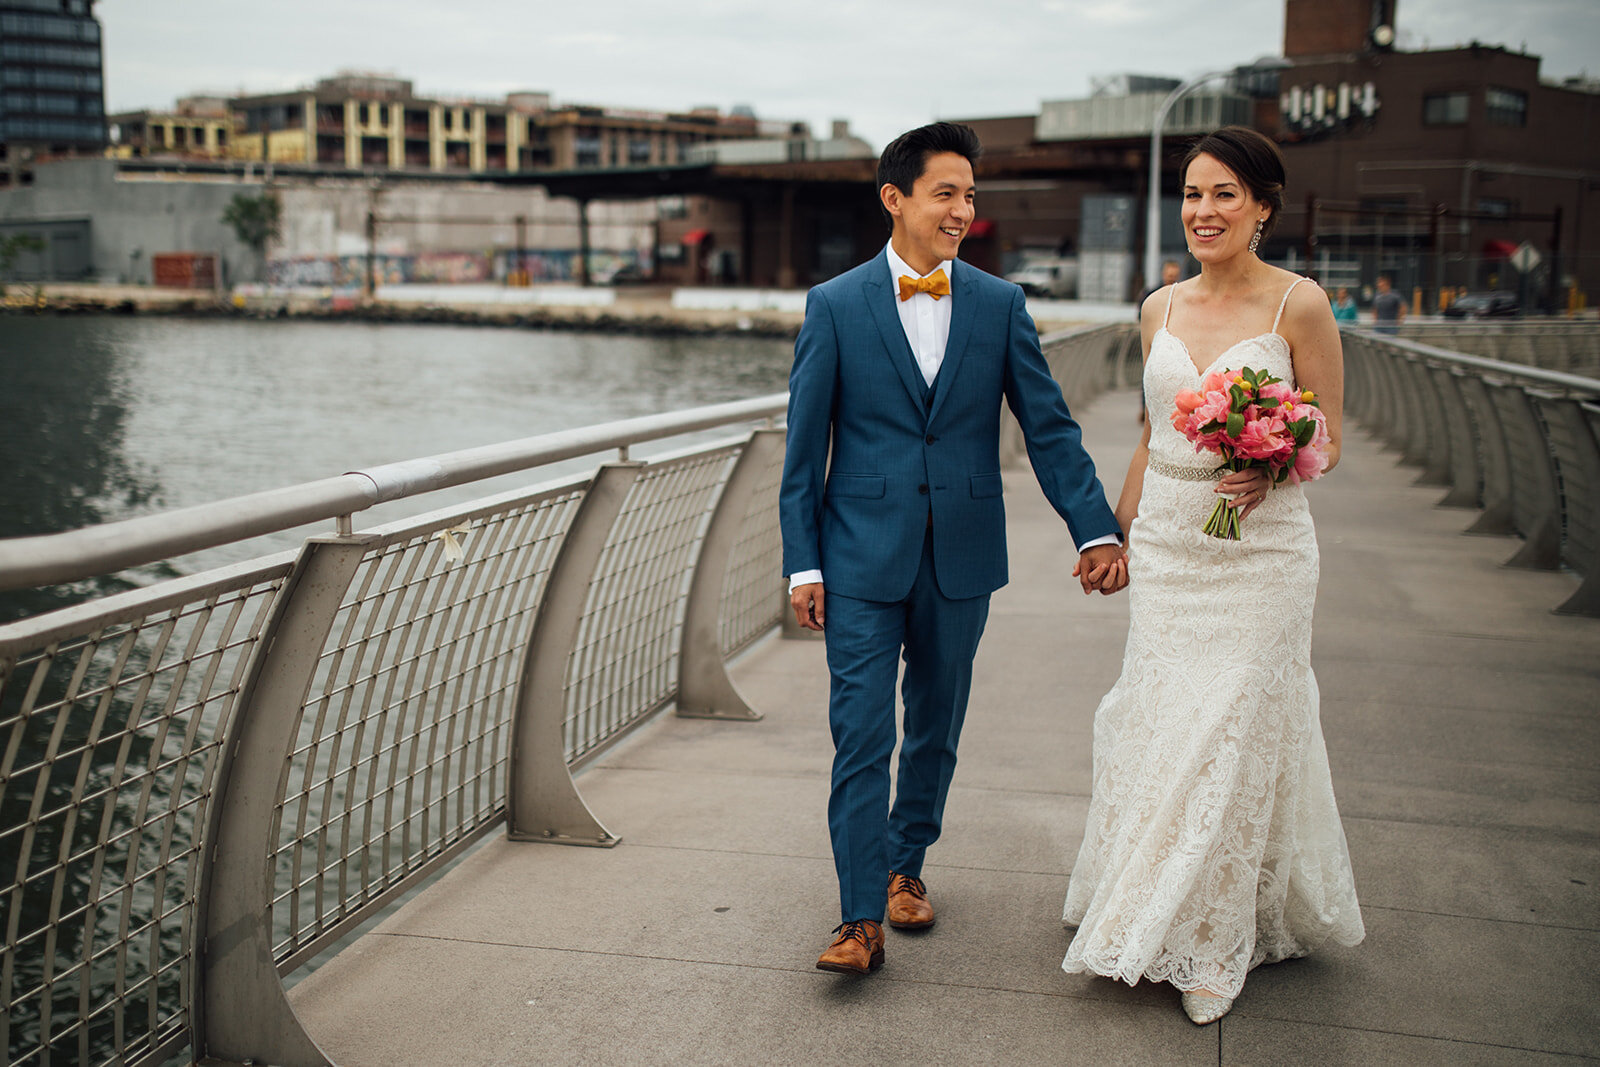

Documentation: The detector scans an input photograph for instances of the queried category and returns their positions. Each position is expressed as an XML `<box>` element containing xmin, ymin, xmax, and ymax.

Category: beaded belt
<box><xmin>1147</xmin><ymin>457</ymin><xmax>1225</xmax><ymax>482</ymax></box>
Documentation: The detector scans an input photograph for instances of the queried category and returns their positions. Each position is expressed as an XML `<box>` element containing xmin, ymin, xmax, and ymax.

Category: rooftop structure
<box><xmin>106</xmin><ymin>72</ymin><xmax>804</xmax><ymax>176</ymax></box>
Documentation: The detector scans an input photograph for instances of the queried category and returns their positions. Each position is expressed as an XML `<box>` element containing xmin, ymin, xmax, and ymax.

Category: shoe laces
<box><xmin>831</xmin><ymin>920</ymin><xmax>877</xmax><ymax>945</ymax></box>
<box><xmin>889</xmin><ymin>873</ymin><xmax>927</xmax><ymax>899</ymax></box>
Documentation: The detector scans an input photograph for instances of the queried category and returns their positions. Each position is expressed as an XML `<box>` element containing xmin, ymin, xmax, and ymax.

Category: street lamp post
<box><xmin>1143</xmin><ymin>57</ymin><xmax>1291</xmax><ymax>294</ymax></box>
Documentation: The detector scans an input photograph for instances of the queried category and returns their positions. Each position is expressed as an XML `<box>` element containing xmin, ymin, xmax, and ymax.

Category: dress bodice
<box><xmin>1145</xmin><ymin>330</ymin><xmax>1299</xmax><ymax>469</ymax></box>
<box><xmin>1144</xmin><ymin>277</ymin><xmax>1308</xmax><ymax>470</ymax></box>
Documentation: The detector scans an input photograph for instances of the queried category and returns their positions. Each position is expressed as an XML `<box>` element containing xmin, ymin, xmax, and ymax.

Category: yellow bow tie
<box><xmin>898</xmin><ymin>269</ymin><xmax>950</xmax><ymax>302</ymax></box>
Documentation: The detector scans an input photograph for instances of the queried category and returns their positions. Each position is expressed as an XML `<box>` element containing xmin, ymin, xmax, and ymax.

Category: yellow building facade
<box><xmin>214</xmin><ymin>73</ymin><xmax>792</xmax><ymax>174</ymax></box>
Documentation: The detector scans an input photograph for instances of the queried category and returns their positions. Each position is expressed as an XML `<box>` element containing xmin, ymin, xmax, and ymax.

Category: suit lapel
<box><xmin>927</xmin><ymin>260</ymin><xmax>977</xmax><ymax>426</ymax></box>
<box><xmin>863</xmin><ymin>252</ymin><xmax>928</xmax><ymax>414</ymax></box>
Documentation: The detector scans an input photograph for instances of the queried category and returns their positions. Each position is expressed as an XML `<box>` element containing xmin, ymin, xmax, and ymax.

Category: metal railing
<box><xmin>1342</xmin><ymin>328</ymin><xmax>1600</xmax><ymax>616</ymax></box>
<box><xmin>0</xmin><ymin>323</ymin><xmax>1126</xmax><ymax>1067</ymax></box>
<box><xmin>1395</xmin><ymin>321</ymin><xmax>1600</xmax><ymax>378</ymax></box>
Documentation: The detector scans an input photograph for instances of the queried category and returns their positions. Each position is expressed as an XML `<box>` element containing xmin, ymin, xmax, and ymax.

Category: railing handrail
<box><xmin>1341</xmin><ymin>326</ymin><xmax>1600</xmax><ymax>394</ymax></box>
<box><xmin>0</xmin><ymin>392</ymin><xmax>788</xmax><ymax>593</ymax></box>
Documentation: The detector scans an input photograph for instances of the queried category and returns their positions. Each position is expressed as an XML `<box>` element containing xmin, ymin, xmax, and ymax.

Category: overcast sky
<box><xmin>99</xmin><ymin>0</ymin><xmax>1597</xmax><ymax>150</ymax></box>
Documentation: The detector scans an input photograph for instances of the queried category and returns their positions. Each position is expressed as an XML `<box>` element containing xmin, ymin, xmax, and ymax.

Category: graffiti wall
<box><xmin>266</xmin><ymin>248</ymin><xmax>649</xmax><ymax>288</ymax></box>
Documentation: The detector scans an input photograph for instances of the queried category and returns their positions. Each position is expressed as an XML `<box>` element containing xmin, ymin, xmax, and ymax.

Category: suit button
<box><xmin>925</xmin><ymin>434</ymin><xmax>936</xmax><ymax>444</ymax></box>
<box><xmin>918</xmin><ymin>484</ymin><xmax>929</xmax><ymax>494</ymax></box>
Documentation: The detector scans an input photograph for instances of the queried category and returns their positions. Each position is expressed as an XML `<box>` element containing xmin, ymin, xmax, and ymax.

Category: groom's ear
<box><xmin>880</xmin><ymin>182</ymin><xmax>904</xmax><ymax>224</ymax></box>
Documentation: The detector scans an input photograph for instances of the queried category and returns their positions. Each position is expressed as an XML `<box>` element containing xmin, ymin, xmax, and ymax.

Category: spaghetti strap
<box><xmin>1272</xmin><ymin>276</ymin><xmax>1308</xmax><ymax>334</ymax></box>
<box><xmin>1162</xmin><ymin>282</ymin><xmax>1176</xmax><ymax>328</ymax></box>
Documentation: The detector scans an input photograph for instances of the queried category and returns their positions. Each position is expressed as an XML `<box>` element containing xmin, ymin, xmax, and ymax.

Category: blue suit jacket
<box><xmin>779</xmin><ymin>251</ymin><xmax>1120</xmax><ymax>602</ymax></box>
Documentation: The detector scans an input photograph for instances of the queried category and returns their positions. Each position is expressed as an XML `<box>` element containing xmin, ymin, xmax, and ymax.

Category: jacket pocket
<box><xmin>970</xmin><ymin>472</ymin><xmax>1003</xmax><ymax>499</ymax></box>
<box><xmin>828</xmin><ymin>474</ymin><xmax>886</xmax><ymax>499</ymax></box>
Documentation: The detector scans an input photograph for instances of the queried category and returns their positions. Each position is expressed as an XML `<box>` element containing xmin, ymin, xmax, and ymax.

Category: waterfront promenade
<box><xmin>285</xmin><ymin>386</ymin><xmax>1599</xmax><ymax>1065</ymax></box>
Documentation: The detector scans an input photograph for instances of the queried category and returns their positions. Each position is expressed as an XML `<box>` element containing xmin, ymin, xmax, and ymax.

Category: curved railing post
<box><xmin>676</xmin><ymin>429</ymin><xmax>784</xmax><ymax>721</ymax></box>
<box><xmin>507</xmin><ymin>463</ymin><xmax>640</xmax><ymax>847</ymax></box>
<box><xmin>1457</xmin><ymin>374</ymin><xmax>1519</xmax><ymax>537</ymax></box>
<box><xmin>197</xmin><ymin>535</ymin><xmax>375</xmax><ymax>1067</ymax></box>
<box><xmin>1491</xmin><ymin>384</ymin><xmax>1563</xmax><ymax>570</ymax></box>
<box><xmin>1431</xmin><ymin>366</ymin><xmax>1483</xmax><ymax>508</ymax></box>
<box><xmin>1532</xmin><ymin>394</ymin><xmax>1600</xmax><ymax>617</ymax></box>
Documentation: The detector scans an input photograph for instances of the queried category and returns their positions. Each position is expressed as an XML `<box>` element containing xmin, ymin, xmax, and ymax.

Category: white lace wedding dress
<box><xmin>1061</xmin><ymin>279</ymin><xmax>1365</xmax><ymax>998</ymax></box>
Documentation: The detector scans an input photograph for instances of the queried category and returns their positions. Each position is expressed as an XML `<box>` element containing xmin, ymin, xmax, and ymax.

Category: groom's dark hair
<box><xmin>876</xmin><ymin>122</ymin><xmax>983</xmax><ymax>231</ymax></box>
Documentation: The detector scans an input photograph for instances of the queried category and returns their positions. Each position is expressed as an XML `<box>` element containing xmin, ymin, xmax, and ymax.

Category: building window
<box><xmin>0</xmin><ymin>40</ymin><xmax>100</xmax><ymax>67</ymax></box>
<box><xmin>1477</xmin><ymin>197</ymin><xmax>1512</xmax><ymax>217</ymax></box>
<box><xmin>1486</xmin><ymin>87</ymin><xmax>1527</xmax><ymax>126</ymax></box>
<box><xmin>0</xmin><ymin>12</ymin><xmax>100</xmax><ymax>41</ymax></box>
<box><xmin>1423</xmin><ymin>92</ymin><xmax>1469</xmax><ymax>125</ymax></box>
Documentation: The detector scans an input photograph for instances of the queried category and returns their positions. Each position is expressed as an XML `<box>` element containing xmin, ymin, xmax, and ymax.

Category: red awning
<box><xmin>967</xmin><ymin>219</ymin><xmax>995</xmax><ymax>238</ymax></box>
<box><xmin>681</xmin><ymin>228</ymin><xmax>710</xmax><ymax>246</ymax></box>
<box><xmin>1482</xmin><ymin>239</ymin><xmax>1518</xmax><ymax>259</ymax></box>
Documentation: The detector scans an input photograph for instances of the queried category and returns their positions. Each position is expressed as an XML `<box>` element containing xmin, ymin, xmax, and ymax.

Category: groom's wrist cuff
<box><xmin>788</xmin><ymin>569</ymin><xmax>824</xmax><ymax>594</ymax></box>
<box><xmin>1078</xmin><ymin>533</ymin><xmax>1122</xmax><ymax>552</ymax></box>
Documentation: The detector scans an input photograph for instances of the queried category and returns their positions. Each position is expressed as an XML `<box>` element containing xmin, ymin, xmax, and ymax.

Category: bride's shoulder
<box><xmin>1277</xmin><ymin>275</ymin><xmax>1338</xmax><ymax>338</ymax></box>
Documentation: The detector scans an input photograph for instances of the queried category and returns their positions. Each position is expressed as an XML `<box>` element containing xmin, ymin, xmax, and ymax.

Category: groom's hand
<box><xmin>791</xmin><ymin>582</ymin><xmax>825</xmax><ymax>631</ymax></box>
<box><xmin>1073</xmin><ymin>544</ymin><xmax>1127</xmax><ymax>596</ymax></box>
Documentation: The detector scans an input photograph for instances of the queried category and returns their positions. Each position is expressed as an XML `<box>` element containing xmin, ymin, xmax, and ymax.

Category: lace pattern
<box><xmin>1061</xmin><ymin>319</ymin><xmax>1365</xmax><ymax>997</ymax></box>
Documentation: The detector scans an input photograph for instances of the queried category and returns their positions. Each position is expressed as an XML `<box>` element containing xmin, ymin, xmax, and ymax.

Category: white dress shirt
<box><xmin>788</xmin><ymin>243</ymin><xmax>1116</xmax><ymax>594</ymax></box>
<box><xmin>886</xmin><ymin>242</ymin><xmax>954</xmax><ymax>387</ymax></box>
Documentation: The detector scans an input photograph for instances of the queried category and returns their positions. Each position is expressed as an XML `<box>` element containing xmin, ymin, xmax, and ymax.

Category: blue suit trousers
<box><xmin>824</xmin><ymin>528</ymin><xmax>991</xmax><ymax>923</ymax></box>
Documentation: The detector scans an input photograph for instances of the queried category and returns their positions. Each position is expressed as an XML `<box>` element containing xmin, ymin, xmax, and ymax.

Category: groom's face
<box><xmin>882</xmin><ymin>151</ymin><xmax>975</xmax><ymax>276</ymax></box>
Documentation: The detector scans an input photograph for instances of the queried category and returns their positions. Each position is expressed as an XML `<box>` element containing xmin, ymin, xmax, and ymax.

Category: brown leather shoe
<box><xmin>815</xmin><ymin>920</ymin><xmax>885</xmax><ymax>974</ymax></box>
<box><xmin>887</xmin><ymin>872</ymin><xmax>935</xmax><ymax>929</ymax></box>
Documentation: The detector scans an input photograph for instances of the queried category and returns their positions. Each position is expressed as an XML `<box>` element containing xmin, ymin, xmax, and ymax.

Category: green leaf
<box><xmin>1226</xmin><ymin>411</ymin><xmax>1245</xmax><ymax>439</ymax></box>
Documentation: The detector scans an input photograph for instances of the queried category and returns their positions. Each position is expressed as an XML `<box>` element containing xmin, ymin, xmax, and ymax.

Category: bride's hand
<box><xmin>1217</xmin><ymin>469</ymin><xmax>1272</xmax><ymax>520</ymax></box>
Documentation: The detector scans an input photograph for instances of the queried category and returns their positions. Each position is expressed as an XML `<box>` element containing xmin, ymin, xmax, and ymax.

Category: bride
<box><xmin>1061</xmin><ymin>126</ymin><xmax>1365</xmax><ymax>1024</ymax></box>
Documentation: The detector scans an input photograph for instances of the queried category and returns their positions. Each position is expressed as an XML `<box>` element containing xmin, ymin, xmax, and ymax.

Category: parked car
<box><xmin>1443</xmin><ymin>291</ymin><xmax>1520</xmax><ymax>318</ymax></box>
<box><xmin>594</xmin><ymin>263</ymin><xmax>650</xmax><ymax>286</ymax></box>
<box><xmin>1004</xmin><ymin>258</ymin><xmax>1077</xmax><ymax>298</ymax></box>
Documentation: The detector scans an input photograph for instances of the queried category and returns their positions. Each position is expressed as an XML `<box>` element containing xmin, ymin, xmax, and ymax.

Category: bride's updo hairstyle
<box><xmin>1180</xmin><ymin>126</ymin><xmax>1287</xmax><ymax>239</ymax></box>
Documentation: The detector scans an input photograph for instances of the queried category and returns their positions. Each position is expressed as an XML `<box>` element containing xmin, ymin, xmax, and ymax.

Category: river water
<box><xmin>0</xmin><ymin>315</ymin><xmax>795</xmax><ymax>618</ymax></box>
<box><xmin>0</xmin><ymin>314</ymin><xmax>796</xmax><ymax>1063</ymax></box>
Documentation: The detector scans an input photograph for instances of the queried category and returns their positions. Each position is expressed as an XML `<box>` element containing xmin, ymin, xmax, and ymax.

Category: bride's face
<box><xmin>1182</xmin><ymin>153</ymin><xmax>1270</xmax><ymax>264</ymax></box>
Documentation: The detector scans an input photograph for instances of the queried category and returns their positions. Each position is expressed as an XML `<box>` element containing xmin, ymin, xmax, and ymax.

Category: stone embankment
<box><xmin>1</xmin><ymin>282</ymin><xmax>810</xmax><ymax>339</ymax></box>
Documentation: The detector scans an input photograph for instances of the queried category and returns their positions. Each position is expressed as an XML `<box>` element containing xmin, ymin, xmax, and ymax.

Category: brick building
<box><xmin>1272</xmin><ymin>0</ymin><xmax>1600</xmax><ymax>306</ymax></box>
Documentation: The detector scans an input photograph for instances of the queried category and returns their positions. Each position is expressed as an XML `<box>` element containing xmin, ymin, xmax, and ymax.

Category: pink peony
<box><xmin>1258</xmin><ymin>379</ymin><xmax>1296</xmax><ymax>406</ymax></box>
<box><xmin>1236</xmin><ymin>415</ymin><xmax>1294</xmax><ymax>463</ymax></box>
<box><xmin>1170</xmin><ymin>388</ymin><xmax>1206</xmax><ymax>433</ymax></box>
<box><xmin>1287</xmin><ymin>441</ymin><xmax>1329</xmax><ymax>483</ymax></box>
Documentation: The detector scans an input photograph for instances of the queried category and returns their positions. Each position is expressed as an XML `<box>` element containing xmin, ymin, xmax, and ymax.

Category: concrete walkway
<box><xmin>290</xmin><ymin>388</ymin><xmax>1600</xmax><ymax>1065</ymax></box>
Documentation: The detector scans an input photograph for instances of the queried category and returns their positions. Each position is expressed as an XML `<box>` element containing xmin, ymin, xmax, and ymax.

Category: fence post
<box><xmin>677</xmin><ymin>429</ymin><xmax>784</xmax><ymax>721</ymax></box>
<box><xmin>196</xmin><ymin>535</ymin><xmax>376</xmax><ymax>1067</ymax></box>
<box><xmin>1490</xmin><ymin>384</ymin><xmax>1563</xmax><ymax>570</ymax></box>
<box><xmin>507</xmin><ymin>463</ymin><xmax>640</xmax><ymax>846</ymax></box>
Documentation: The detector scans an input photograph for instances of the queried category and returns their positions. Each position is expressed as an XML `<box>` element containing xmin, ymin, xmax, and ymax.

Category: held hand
<box><xmin>1074</xmin><ymin>544</ymin><xmax>1126</xmax><ymax>596</ymax></box>
<box><xmin>790</xmin><ymin>582</ymin><xmax>825</xmax><ymax>631</ymax></box>
<box><xmin>1217</xmin><ymin>469</ymin><xmax>1272</xmax><ymax>520</ymax></box>
<box><xmin>1096</xmin><ymin>551</ymin><xmax>1130</xmax><ymax>595</ymax></box>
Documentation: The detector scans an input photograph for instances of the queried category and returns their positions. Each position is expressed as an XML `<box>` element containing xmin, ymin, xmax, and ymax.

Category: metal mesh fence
<box><xmin>0</xmin><ymin>565</ymin><xmax>290</xmax><ymax>1067</ymax></box>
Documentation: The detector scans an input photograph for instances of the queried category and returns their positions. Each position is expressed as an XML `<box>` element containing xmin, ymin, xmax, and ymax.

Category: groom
<box><xmin>779</xmin><ymin>122</ymin><xmax>1126</xmax><ymax>975</ymax></box>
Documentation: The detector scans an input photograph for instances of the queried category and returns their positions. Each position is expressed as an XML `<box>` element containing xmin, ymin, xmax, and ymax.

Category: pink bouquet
<box><xmin>1171</xmin><ymin>366</ymin><xmax>1330</xmax><ymax>539</ymax></box>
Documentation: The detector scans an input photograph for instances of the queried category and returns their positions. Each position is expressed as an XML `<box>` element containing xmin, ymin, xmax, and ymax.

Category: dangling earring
<box><xmin>1248</xmin><ymin>217</ymin><xmax>1264</xmax><ymax>254</ymax></box>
